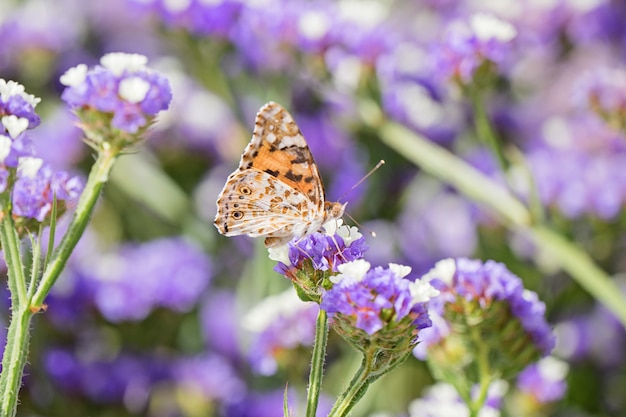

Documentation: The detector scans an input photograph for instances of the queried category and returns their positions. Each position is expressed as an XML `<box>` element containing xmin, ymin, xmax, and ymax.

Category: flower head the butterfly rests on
<box><xmin>214</xmin><ymin>101</ymin><xmax>346</xmax><ymax>248</ymax></box>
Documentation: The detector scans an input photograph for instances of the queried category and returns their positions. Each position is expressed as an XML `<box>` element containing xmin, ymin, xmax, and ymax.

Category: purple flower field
<box><xmin>2</xmin><ymin>0</ymin><xmax>626</xmax><ymax>416</ymax></box>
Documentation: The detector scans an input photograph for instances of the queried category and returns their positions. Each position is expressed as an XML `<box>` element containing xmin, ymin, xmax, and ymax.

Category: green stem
<box><xmin>305</xmin><ymin>309</ymin><xmax>329</xmax><ymax>417</ymax></box>
<box><xmin>528</xmin><ymin>226</ymin><xmax>626</xmax><ymax>325</ymax></box>
<box><xmin>377</xmin><ymin>120</ymin><xmax>626</xmax><ymax>327</ymax></box>
<box><xmin>0</xmin><ymin>216</ymin><xmax>32</xmax><ymax>417</ymax></box>
<box><xmin>30</xmin><ymin>148</ymin><xmax>118</xmax><ymax>308</ymax></box>
<box><xmin>468</xmin><ymin>86</ymin><xmax>508</xmax><ymax>172</ymax></box>
<box><xmin>0</xmin><ymin>216</ymin><xmax>27</xmax><ymax>308</ymax></box>
<box><xmin>328</xmin><ymin>353</ymin><xmax>373</xmax><ymax>417</ymax></box>
<box><xmin>0</xmin><ymin>307</ymin><xmax>32</xmax><ymax>417</ymax></box>
<box><xmin>378</xmin><ymin>121</ymin><xmax>529</xmax><ymax>227</ymax></box>
<box><xmin>467</xmin><ymin>323</ymin><xmax>492</xmax><ymax>417</ymax></box>
<box><xmin>43</xmin><ymin>195</ymin><xmax>58</xmax><ymax>271</ymax></box>
<box><xmin>0</xmin><ymin>210</ymin><xmax>31</xmax><ymax>417</ymax></box>
<box><xmin>26</xmin><ymin>233</ymin><xmax>41</xmax><ymax>300</ymax></box>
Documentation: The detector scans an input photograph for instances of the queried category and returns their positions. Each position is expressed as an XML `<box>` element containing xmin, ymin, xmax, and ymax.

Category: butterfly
<box><xmin>214</xmin><ymin>101</ymin><xmax>346</xmax><ymax>248</ymax></box>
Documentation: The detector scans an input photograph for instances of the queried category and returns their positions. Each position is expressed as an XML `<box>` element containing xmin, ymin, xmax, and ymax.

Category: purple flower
<box><xmin>242</xmin><ymin>290</ymin><xmax>318</xmax><ymax>375</ymax></box>
<box><xmin>60</xmin><ymin>53</ymin><xmax>172</xmax><ymax>134</ymax></box>
<box><xmin>525</xmin><ymin>129</ymin><xmax>626</xmax><ymax>220</ymax></box>
<box><xmin>321</xmin><ymin>260</ymin><xmax>436</xmax><ymax>339</ymax></box>
<box><xmin>44</xmin><ymin>348</ymin><xmax>171</xmax><ymax>405</ymax></box>
<box><xmin>416</xmin><ymin>258</ymin><xmax>555</xmax><ymax>361</ymax></box>
<box><xmin>90</xmin><ymin>237</ymin><xmax>212</xmax><ymax>322</ymax></box>
<box><xmin>133</xmin><ymin>0</ymin><xmax>396</xmax><ymax>73</ymax></box>
<box><xmin>11</xmin><ymin>157</ymin><xmax>83</xmax><ymax>222</ymax></box>
<box><xmin>516</xmin><ymin>357</ymin><xmax>568</xmax><ymax>404</ymax></box>
<box><xmin>129</xmin><ymin>0</ymin><xmax>243</xmax><ymax>38</ymax></box>
<box><xmin>375</xmin><ymin>36</ymin><xmax>462</xmax><ymax>144</ymax></box>
<box><xmin>3</xmin><ymin>133</ymin><xmax>35</xmax><ymax>168</ymax></box>
<box><xmin>562</xmin><ymin>0</ymin><xmax>626</xmax><ymax>45</ymax></box>
<box><xmin>172</xmin><ymin>354</ymin><xmax>245</xmax><ymax>403</ymax></box>
<box><xmin>271</xmin><ymin>221</ymin><xmax>368</xmax><ymax>277</ymax></box>
<box><xmin>379</xmin><ymin>78</ymin><xmax>459</xmax><ymax>144</ymax></box>
<box><xmin>0</xmin><ymin>79</ymin><xmax>41</xmax><ymax>137</ymax></box>
<box><xmin>0</xmin><ymin>0</ymin><xmax>83</xmax><ymax>73</ymax></box>
<box><xmin>430</xmin><ymin>13</ymin><xmax>517</xmax><ymax>84</ymax></box>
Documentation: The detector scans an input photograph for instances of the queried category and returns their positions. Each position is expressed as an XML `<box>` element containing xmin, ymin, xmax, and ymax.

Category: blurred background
<box><xmin>1</xmin><ymin>0</ymin><xmax>626</xmax><ymax>416</ymax></box>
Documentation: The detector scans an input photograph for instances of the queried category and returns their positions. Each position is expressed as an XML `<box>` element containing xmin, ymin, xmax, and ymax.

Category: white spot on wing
<box><xmin>278</xmin><ymin>134</ymin><xmax>306</xmax><ymax>148</ymax></box>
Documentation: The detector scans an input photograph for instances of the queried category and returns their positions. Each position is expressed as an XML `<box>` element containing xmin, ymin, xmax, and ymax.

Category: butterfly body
<box><xmin>214</xmin><ymin>102</ymin><xmax>345</xmax><ymax>248</ymax></box>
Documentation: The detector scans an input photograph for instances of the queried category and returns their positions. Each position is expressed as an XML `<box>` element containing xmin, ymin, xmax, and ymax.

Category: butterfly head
<box><xmin>324</xmin><ymin>201</ymin><xmax>347</xmax><ymax>222</ymax></box>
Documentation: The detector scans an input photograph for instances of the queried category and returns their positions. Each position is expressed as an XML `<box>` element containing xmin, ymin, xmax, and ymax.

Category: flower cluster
<box><xmin>527</xmin><ymin>144</ymin><xmax>626</xmax><ymax>219</ymax></box>
<box><xmin>270</xmin><ymin>221</ymin><xmax>368</xmax><ymax>301</ymax></box>
<box><xmin>130</xmin><ymin>0</ymin><xmax>394</xmax><ymax>67</ymax></box>
<box><xmin>128</xmin><ymin>0</ymin><xmax>243</xmax><ymax>39</ymax></box>
<box><xmin>12</xmin><ymin>159</ymin><xmax>83</xmax><ymax>222</ymax></box>
<box><xmin>321</xmin><ymin>260</ymin><xmax>437</xmax><ymax>351</ymax></box>
<box><xmin>49</xmin><ymin>237</ymin><xmax>212</xmax><ymax>323</ymax></box>
<box><xmin>60</xmin><ymin>52</ymin><xmax>172</xmax><ymax>148</ymax></box>
<box><xmin>44</xmin><ymin>348</ymin><xmax>171</xmax><ymax>404</ymax></box>
<box><xmin>45</xmin><ymin>348</ymin><xmax>243</xmax><ymax>410</ymax></box>
<box><xmin>430</xmin><ymin>13</ymin><xmax>517</xmax><ymax>86</ymax></box>
<box><xmin>0</xmin><ymin>79</ymin><xmax>82</xmax><ymax>226</ymax></box>
<box><xmin>518</xmin><ymin>113</ymin><xmax>626</xmax><ymax>220</ymax></box>
<box><xmin>416</xmin><ymin>258</ymin><xmax>555</xmax><ymax>380</ymax></box>
<box><xmin>0</xmin><ymin>79</ymin><xmax>40</xmax><ymax>171</ymax></box>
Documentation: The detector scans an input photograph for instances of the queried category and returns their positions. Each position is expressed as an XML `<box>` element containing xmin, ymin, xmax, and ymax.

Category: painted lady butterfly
<box><xmin>214</xmin><ymin>101</ymin><xmax>345</xmax><ymax>248</ymax></box>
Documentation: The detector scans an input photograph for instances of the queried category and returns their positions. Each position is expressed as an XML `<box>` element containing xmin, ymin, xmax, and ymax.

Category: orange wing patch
<box><xmin>239</xmin><ymin>102</ymin><xmax>323</xmax><ymax>208</ymax></box>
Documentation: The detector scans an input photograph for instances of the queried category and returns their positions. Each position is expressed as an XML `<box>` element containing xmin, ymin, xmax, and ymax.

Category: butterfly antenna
<box><xmin>337</xmin><ymin>159</ymin><xmax>385</xmax><ymax>202</ymax></box>
<box><xmin>344</xmin><ymin>212</ymin><xmax>377</xmax><ymax>238</ymax></box>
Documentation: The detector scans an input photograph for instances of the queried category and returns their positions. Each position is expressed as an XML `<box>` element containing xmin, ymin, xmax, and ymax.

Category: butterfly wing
<box><xmin>238</xmin><ymin>101</ymin><xmax>325</xmax><ymax>212</ymax></box>
<box><xmin>214</xmin><ymin>169</ymin><xmax>317</xmax><ymax>239</ymax></box>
